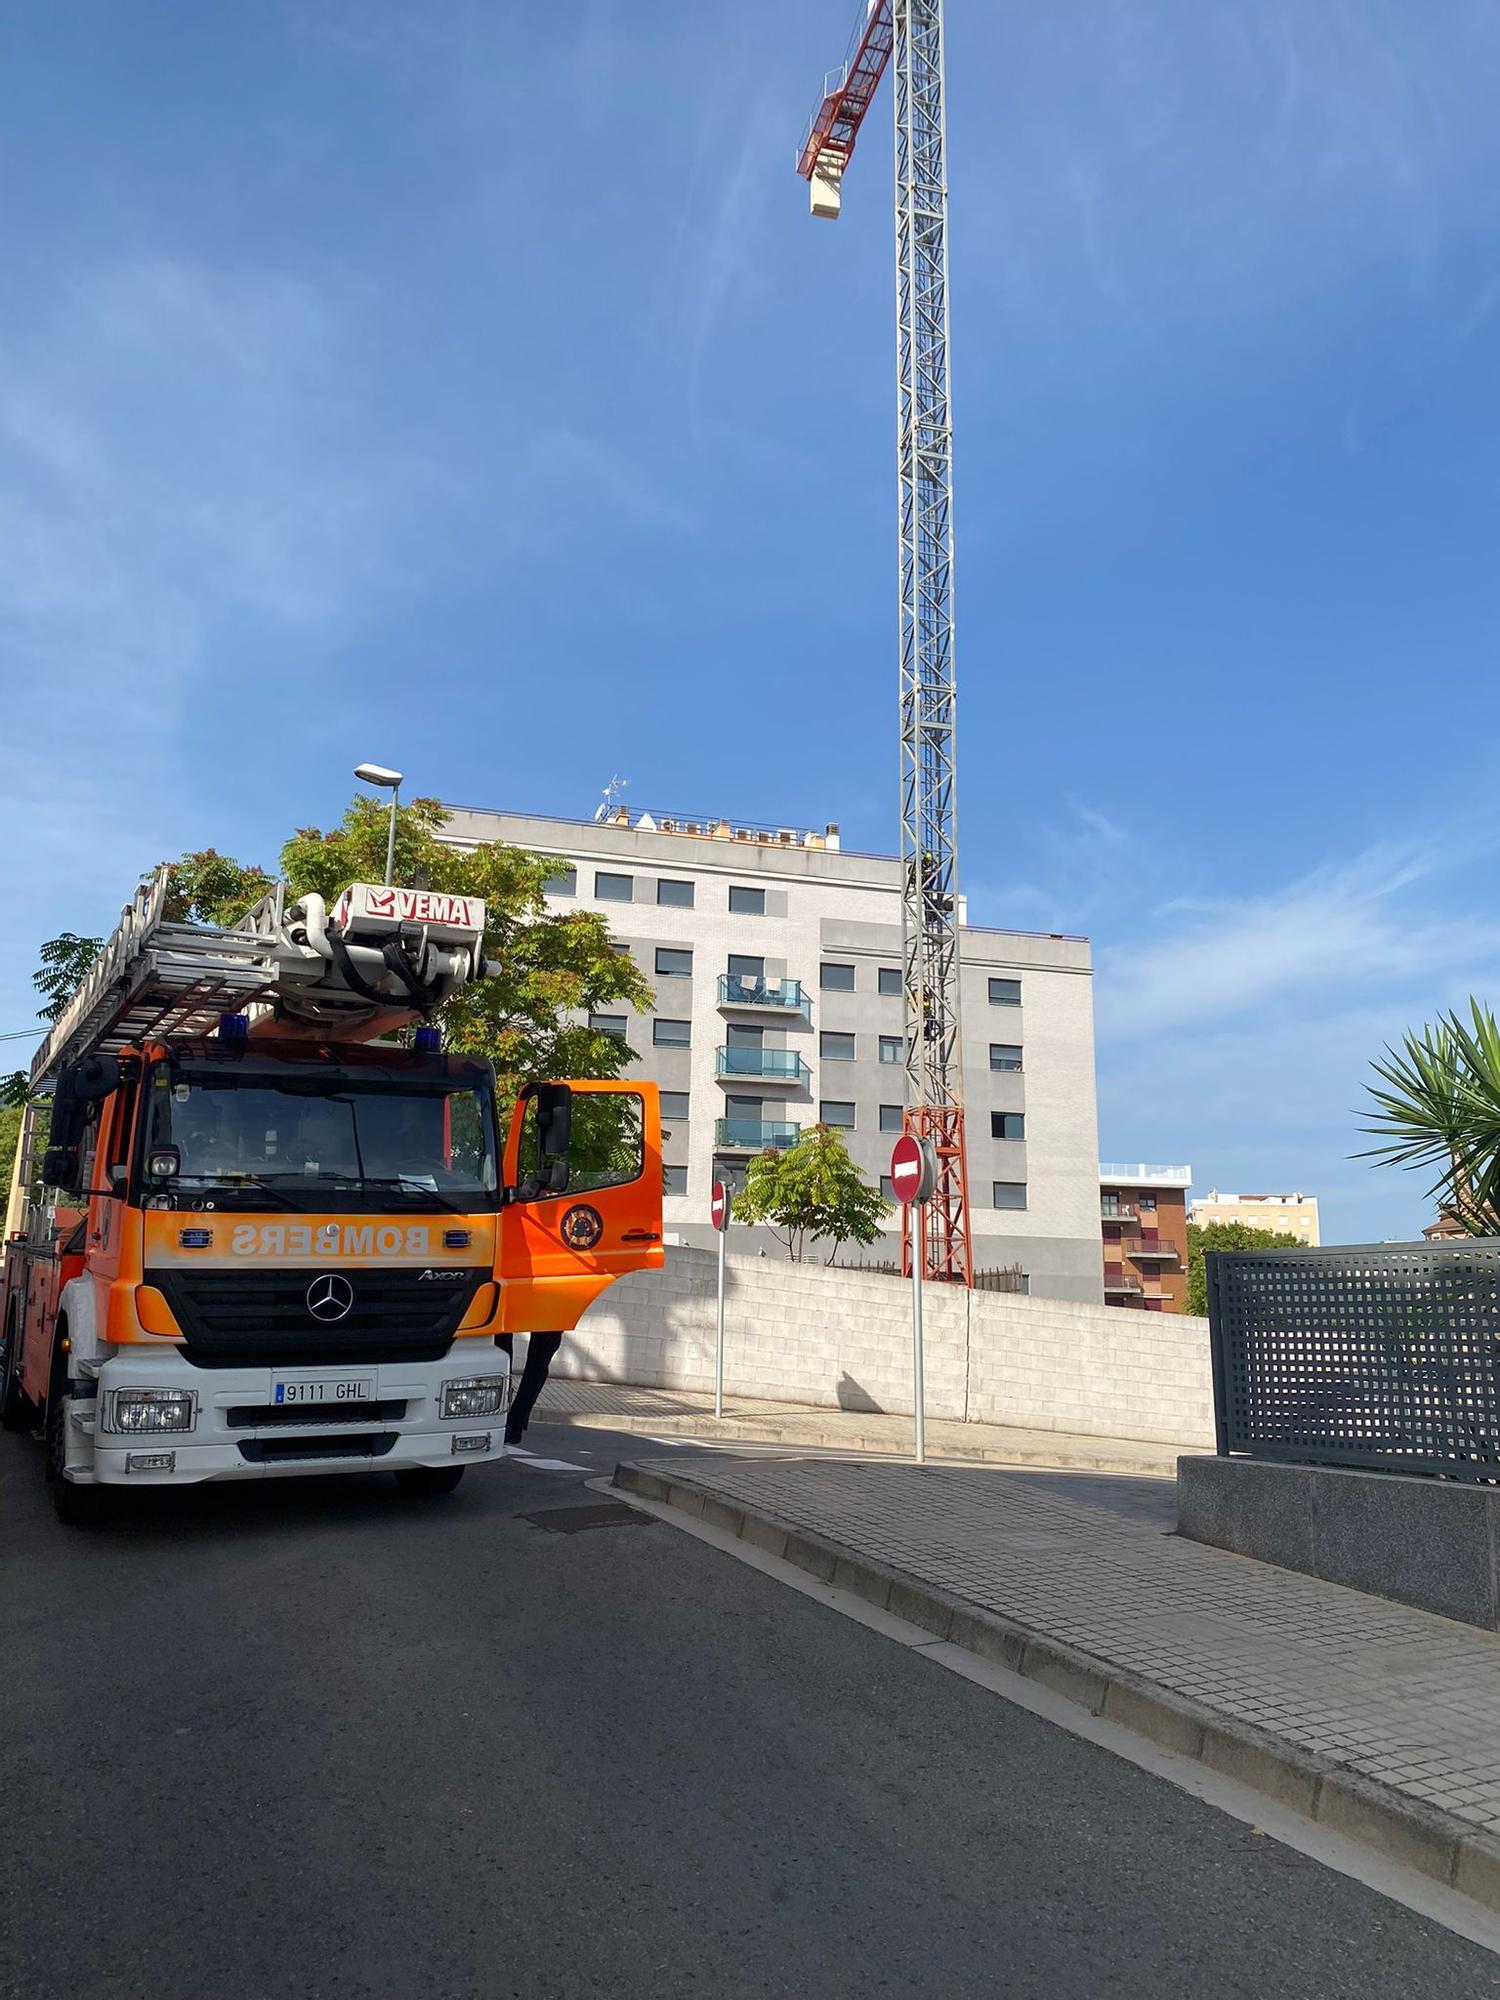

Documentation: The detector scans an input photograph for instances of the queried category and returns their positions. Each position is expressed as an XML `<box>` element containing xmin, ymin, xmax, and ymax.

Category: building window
<box><xmin>991</xmin><ymin>1112</ymin><xmax>1025</xmax><ymax>1141</ymax></box>
<box><xmin>729</xmin><ymin>885</ymin><xmax>765</xmax><ymax>915</ymax></box>
<box><xmin>728</xmin><ymin>953</ymin><xmax>764</xmax><ymax>979</ymax></box>
<box><xmin>989</xmin><ymin>1044</ymin><xmax>1023</xmax><ymax>1072</ymax></box>
<box><xmin>821</xmin><ymin>962</ymin><xmax>855</xmax><ymax>991</ymax></box>
<box><xmin>589</xmin><ymin>1013</ymin><xmax>627</xmax><ymax>1039</ymax></box>
<box><xmin>608</xmin><ymin>941</ymin><xmax>632</xmax><ymax>957</ymax></box>
<box><xmin>663</xmin><ymin>1165</ymin><xmax>689</xmax><ymax>1196</ymax></box>
<box><xmin>880</xmin><ymin>1175</ymin><xmax>897</xmax><ymax>1202</ymax></box>
<box><xmin>544</xmin><ymin>866</ymin><xmax>576</xmax><ymax>897</ymax></box>
<box><xmin>988</xmin><ymin>977</ymin><xmax>1021</xmax><ymax>1006</ymax></box>
<box><xmin>653</xmin><ymin>1019</ymin><xmax>691</xmax><ymax>1048</ymax></box>
<box><xmin>879</xmin><ymin>1104</ymin><xmax>903</xmax><ymax>1134</ymax></box>
<box><xmin>660</xmin><ymin>1091</ymin><xmax>690</xmax><ymax>1121</ymax></box>
<box><xmin>992</xmin><ymin>1181</ymin><xmax>1027</xmax><ymax>1210</ymax></box>
<box><xmin>820</xmin><ymin>1101</ymin><xmax>856</xmax><ymax>1129</ymax></box>
<box><xmin>657</xmin><ymin>878</ymin><xmax>695</xmax><ymax>908</ymax></box>
<box><xmin>878</xmin><ymin>1035</ymin><xmax>903</xmax><ymax>1065</ymax></box>
<box><xmin>712</xmin><ymin>1157</ymin><xmax>749</xmax><ymax>1196</ymax></box>
<box><xmin>878</xmin><ymin>967</ymin><xmax>902</xmax><ymax>997</ymax></box>
<box><xmin>1139</xmin><ymin>1194</ymin><xmax>1156</xmax><ymax>1214</ymax></box>
<box><xmin>821</xmin><ymin>1031</ymin><xmax>855</xmax><ymax>1062</ymax></box>
<box><xmin>655</xmin><ymin>946</ymin><xmax>693</xmax><ymax>978</ymax></box>
<box><xmin>595</xmin><ymin>871</ymin><xmax>633</xmax><ymax>902</ymax></box>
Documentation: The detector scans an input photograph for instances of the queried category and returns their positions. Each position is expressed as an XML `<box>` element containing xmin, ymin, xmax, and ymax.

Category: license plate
<box><xmin>273</xmin><ymin>1378</ymin><xmax>372</xmax><ymax>1406</ymax></box>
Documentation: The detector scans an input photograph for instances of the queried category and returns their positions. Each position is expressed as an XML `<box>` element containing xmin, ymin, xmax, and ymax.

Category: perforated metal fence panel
<box><xmin>1206</xmin><ymin>1240</ymin><xmax>1500</xmax><ymax>1481</ymax></box>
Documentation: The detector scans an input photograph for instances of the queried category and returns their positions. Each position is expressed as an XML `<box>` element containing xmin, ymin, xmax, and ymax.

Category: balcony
<box><xmin>1100</xmin><ymin>1203</ymin><xmax>1136</xmax><ymax>1223</ymax></box>
<box><xmin>1103</xmin><ymin>1275</ymin><xmax>1144</xmax><ymax>1297</ymax></box>
<box><xmin>714</xmin><ymin>1118</ymin><xmax>799</xmax><ymax>1153</ymax></box>
<box><xmin>717</xmin><ymin>975</ymin><xmax>811</xmax><ymax>1019</ymax></box>
<box><xmin>715</xmin><ymin>1047</ymin><xmax>808</xmax><ymax>1086</ymax></box>
<box><xmin>1129</xmin><ymin>1241</ymin><xmax>1181</xmax><ymax>1263</ymax></box>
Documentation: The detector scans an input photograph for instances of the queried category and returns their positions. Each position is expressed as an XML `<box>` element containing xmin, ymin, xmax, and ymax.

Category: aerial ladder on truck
<box><xmin>2</xmin><ymin>868</ymin><xmax>662</xmax><ymax>1523</ymax></box>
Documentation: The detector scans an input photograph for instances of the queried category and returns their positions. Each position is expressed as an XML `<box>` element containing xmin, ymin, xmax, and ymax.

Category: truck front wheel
<box><xmin>46</xmin><ymin>1373</ymin><xmax>108</xmax><ymax>1527</ymax></box>
<box><xmin>393</xmin><ymin>1466</ymin><xmax>465</xmax><ymax>1498</ymax></box>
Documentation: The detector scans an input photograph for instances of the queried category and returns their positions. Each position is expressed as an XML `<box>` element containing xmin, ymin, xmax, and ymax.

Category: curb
<box><xmin>612</xmin><ymin>1458</ymin><xmax>1500</xmax><ymax>1915</ymax></box>
<box><xmin>545</xmin><ymin>1408</ymin><xmax>1181</xmax><ymax>1478</ymax></box>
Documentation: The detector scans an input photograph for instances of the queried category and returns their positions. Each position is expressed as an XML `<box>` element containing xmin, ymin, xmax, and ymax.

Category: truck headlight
<box><xmin>110</xmin><ymin>1389</ymin><xmax>196</xmax><ymax>1434</ymax></box>
<box><xmin>440</xmin><ymin>1376</ymin><xmax>507</xmax><ymax>1420</ymax></box>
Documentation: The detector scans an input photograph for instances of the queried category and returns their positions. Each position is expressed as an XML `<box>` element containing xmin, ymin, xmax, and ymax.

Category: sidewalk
<box><xmin>612</xmin><ymin>1451</ymin><xmax>1500</xmax><ymax>1912</ymax></box>
<box><xmin>535</xmin><ymin>1378</ymin><xmax>1191</xmax><ymax>1475</ymax></box>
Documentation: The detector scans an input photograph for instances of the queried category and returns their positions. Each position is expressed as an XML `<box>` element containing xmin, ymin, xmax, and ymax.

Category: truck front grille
<box><xmin>237</xmin><ymin>1434</ymin><xmax>399</xmax><ymax>1464</ymax></box>
<box><xmin>148</xmin><ymin>1268</ymin><xmax>484</xmax><ymax>1368</ymax></box>
<box><xmin>225</xmin><ymin>1400</ymin><xmax>408</xmax><ymax>1431</ymax></box>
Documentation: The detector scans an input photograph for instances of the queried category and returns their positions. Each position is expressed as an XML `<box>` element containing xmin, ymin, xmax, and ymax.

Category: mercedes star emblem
<box><xmin>305</xmin><ymin>1273</ymin><xmax>355</xmax><ymax>1324</ymax></box>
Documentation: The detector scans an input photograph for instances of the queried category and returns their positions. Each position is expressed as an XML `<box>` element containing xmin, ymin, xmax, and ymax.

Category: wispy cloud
<box><xmin>1099</xmin><ymin>837</ymin><xmax>1500</xmax><ymax>1040</ymax></box>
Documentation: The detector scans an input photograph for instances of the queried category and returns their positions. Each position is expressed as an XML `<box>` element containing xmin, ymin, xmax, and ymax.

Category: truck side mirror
<box><xmin>536</xmin><ymin>1083</ymin><xmax>572</xmax><ymax>1160</ymax></box>
<box><xmin>41</xmin><ymin>1147</ymin><xmax>76</xmax><ymax>1190</ymax></box>
<box><xmin>64</xmin><ymin>1053</ymin><xmax>121</xmax><ymax>1104</ymax></box>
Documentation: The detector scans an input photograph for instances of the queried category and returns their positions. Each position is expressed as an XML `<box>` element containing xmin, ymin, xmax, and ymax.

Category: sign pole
<box><xmin>710</xmin><ymin>1178</ymin><xmax>730</xmax><ymax>1420</ymax></box>
<box><xmin>715</xmin><ymin>1220</ymin><xmax>727</xmax><ymax>1420</ymax></box>
<box><xmin>889</xmin><ymin>1134</ymin><xmax>936</xmax><ymax>1465</ymax></box>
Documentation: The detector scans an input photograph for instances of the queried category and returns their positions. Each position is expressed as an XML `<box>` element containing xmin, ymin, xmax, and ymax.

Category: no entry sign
<box><xmin>710</xmin><ymin>1179</ymin><xmax>732</xmax><ymax>1232</ymax></box>
<box><xmin>889</xmin><ymin>1134</ymin><xmax>937</xmax><ymax>1206</ymax></box>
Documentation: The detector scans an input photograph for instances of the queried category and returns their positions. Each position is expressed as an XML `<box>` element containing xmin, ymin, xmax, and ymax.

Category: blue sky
<box><xmin>3</xmin><ymin>0</ymin><xmax>1499</xmax><ymax>1241</ymax></box>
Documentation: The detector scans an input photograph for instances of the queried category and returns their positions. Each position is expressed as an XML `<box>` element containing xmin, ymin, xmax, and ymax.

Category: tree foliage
<box><xmin>1185</xmin><ymin>1220</ymin><xmax>1302</xmax><ymax>1316</ymax></box>
<box><xmin>0</xmin><ymin>1100</ymin><xmax>22</xmax><ymax>1197</ymax></box>
<box><xmin>6</xmin><ymin>795</ymin><xmax>655</xmax><ymax>1117</ymax></box>
<box><xmin>1359</xmin><ymin>1001</ymin><xmax>1500</xmax><ymax>1236</ymax></box>
<box><xmin>732</xmin><ymin>1125</ymin><xmax>891</xmax><ymax>1263</ymax></box>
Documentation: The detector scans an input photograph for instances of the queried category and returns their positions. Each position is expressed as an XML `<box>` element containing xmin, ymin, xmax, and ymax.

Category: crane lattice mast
<box><xmin>798</xmin><ymin>0</ymin><xmax>972</xmax><ymax>1284</ymax></box>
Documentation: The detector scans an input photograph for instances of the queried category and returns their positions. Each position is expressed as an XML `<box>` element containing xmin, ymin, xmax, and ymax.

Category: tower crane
<box><xmin>797</xmin><ymin>0</ymin><xmax>972</xmax><ymax>1285</ymax></box>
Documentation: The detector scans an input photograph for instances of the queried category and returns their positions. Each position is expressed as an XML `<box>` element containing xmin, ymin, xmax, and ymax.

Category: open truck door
<box><xmin>497</xmin><ymin>1079</ymin><xmax>663</xmax><ymax>1333</ymax></box>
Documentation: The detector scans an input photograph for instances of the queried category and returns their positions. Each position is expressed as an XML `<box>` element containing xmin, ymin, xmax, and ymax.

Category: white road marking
<box><xmin>597</xmin><ymin>1477</ymin><xmax>1500</xmax><ymax>1958</ymax></box>
<box><xmin>508</xmin><ymin>1450</ymin><xmax>589</xmax><ymax>1473</ymax></box>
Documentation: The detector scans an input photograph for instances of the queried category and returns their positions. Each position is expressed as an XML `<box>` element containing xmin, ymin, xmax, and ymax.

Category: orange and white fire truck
<box><xmin>0</xmin><ymin>868</ymin><xmax>662</xmax><ymax>1522</ymax></box>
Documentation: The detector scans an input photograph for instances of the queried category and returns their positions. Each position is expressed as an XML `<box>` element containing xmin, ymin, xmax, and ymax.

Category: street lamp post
<box><xmin>354</xmin><ymin>763</ymin><xmax>403</xmax><ymax>886</ymax></box>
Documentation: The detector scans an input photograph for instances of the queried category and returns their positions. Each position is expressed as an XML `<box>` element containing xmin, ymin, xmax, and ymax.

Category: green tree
<box><xmin>1185</xmin><ymin>1220</ymin><xmax>1302</xmax><ymax>1316</ymax></box>
<box><xmin>1359</xmin><ymin>1000</ymin><xmax>1500</xmax><ymax>1235</ymax></box>
<box><xmin>732</xmin><ymin>1125</ymin><xmax>891</xmax><ymax>1263</ymax></box>
<box><xmin>0</xmin><ymin>1100</ymin><xmax>23</xmax><ymax>1198</ymax></box>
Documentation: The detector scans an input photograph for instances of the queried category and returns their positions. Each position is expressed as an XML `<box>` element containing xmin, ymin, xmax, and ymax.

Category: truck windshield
<box><xmin>145</xmin><ymin>1064</ymin><xmax>499</xmax><ymax>1212</ymax></box>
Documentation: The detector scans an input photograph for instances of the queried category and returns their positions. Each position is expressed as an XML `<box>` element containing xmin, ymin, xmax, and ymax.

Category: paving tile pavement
<box><xmin>640</xmin><ymin>1455</ymin><xmax>1500</xmax><ymax>1833</ymax></box>
<box><xmin>535</xmin><ymin>1378</ymin><xmax>1188</xmax><ymax>1474</ymax></box>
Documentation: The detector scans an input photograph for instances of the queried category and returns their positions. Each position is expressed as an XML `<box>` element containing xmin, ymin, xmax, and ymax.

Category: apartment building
<box><xmin>1099</xmin><ymin>1164</ymin><xmax>1192</xmax><ymax>1311</ymax></box>
<box><xmin>1189</xmin><ymin>1190</ymin><xmax>1320</xmax><ymax>1246</ymax></box>
<box><xmin>441</xmin><ymin>802</ymin><xmax>1104</xmax><ymax>1303</ymax></box>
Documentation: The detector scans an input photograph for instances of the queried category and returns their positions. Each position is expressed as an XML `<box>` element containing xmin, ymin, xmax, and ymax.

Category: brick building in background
<box><xmin>1099</xmin><ymin>1164</ymin><xmax>1192</xmax><ymax>1311</ymax></box>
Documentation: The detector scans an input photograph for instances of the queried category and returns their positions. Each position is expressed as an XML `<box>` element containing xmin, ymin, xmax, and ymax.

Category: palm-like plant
<box><xmin>1360</xmin><ymin>1000</ymin><xmax>1500</xmax><ymax>1235</ymax></box>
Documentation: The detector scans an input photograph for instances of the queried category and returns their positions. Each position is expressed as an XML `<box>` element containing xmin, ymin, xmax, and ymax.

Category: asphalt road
<box><xmin>3</xmin><ymin>1418</ymin><xmax>1496</xmax><ymax>2000</ymax></box>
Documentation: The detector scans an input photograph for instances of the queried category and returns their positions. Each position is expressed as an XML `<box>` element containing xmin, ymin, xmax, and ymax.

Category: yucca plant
<box><xmin>1359</xmin><ymin>1000</ymin><xmax>1500</xmax><ymax>1235</ymax></box>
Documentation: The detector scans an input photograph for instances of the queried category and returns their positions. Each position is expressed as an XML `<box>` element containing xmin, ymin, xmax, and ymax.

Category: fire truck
<box><xmin>0</xmin><ymin>868</ymin><xmax>662</xmax><ymax>1523</ymax></box>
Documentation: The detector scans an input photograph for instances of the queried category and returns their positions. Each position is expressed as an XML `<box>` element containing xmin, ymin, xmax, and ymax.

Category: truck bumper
<box><xmin>65</xmin><ymin>1347</ymin><xmax>513</xmax><ymax>1487</ymax></box>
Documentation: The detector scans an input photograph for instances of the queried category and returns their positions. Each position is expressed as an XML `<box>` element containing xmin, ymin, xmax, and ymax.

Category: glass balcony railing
<box><xmin>714</xmin><ymin>1119</ymin><xmax>799</xmax><ymax>1152</ymax></box>
<box><xmin>717</xmin><ymin>975</ymin><xmax>811</xmax><ymax>1018</ymax></box>
<box><xmin>715</xmin><ymin>1047</ymin><xmax>808</xmax><ymax>1081</ymax></box>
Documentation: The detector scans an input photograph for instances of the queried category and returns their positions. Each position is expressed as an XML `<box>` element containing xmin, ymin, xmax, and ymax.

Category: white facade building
<box><xmin>442</xmin><ymin>803</ymin><xmax>1104</xmax><ymax>1303</ymax></box>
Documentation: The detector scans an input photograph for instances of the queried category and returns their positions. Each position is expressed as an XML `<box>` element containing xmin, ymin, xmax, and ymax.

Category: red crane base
<box><xmin>901</xmin><ymin>1104</ymin><xmax>974</xmax><ymax>1286</ymax></box>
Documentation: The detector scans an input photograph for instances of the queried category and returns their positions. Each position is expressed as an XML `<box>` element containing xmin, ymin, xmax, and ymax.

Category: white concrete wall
<box><xmin>557</xmin><ymin>1246</ymin><xmax>1214</xmax><ymax>1448</ymax></box>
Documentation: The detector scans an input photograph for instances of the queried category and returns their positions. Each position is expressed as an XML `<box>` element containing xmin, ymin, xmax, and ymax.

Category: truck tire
<box><xmin>45</xmin><ymin>1352</ymin><xmax>109</xmax><ymax>1526</ymax></box>
<box><xmin>0</xmin><ymin>1304</ymin><xmax>30</xmax><ymax>1432</ymax></box>
<box><xmin>393</xmin><ymin>1466</ymin><xmax>465</xmax><ymax>1498</ymax></box>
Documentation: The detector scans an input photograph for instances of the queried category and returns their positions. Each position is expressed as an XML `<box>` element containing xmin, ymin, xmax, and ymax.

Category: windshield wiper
<box><xmin>291</xmin><ymin>1175</ymin><xmax>472</xmax><ymax>1213</ymax></box>
<box><xmin>172</xmin><ymin>1175</ymin><xmax>304</xmax><ymax>1211</ymax></box>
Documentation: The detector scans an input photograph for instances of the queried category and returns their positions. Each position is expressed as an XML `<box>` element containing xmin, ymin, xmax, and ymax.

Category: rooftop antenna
<box><xmin>594</xmin><ymin>775</ymin><xmax>629</xmax><ymax>824</ymax></box>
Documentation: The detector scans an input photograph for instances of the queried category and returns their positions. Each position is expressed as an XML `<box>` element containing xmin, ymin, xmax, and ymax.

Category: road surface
<box><xmin>2</xmin><ymin>1419</ymin><xmax>1495</xmax><ymax>1999</ymax></box>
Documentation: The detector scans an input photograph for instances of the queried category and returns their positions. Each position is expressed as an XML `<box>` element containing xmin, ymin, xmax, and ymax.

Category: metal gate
<box><xmin>1206</xmin><ymin>1238</ymin><xmax>1500</xmax><ymax>1481</ymax></box>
